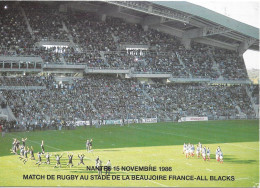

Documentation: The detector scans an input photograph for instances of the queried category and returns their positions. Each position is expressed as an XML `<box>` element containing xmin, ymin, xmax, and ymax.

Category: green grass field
<box><xmin>0</xmin><ymin>120</ymin><xmax>259</xmax><ymax>187</ymax></box>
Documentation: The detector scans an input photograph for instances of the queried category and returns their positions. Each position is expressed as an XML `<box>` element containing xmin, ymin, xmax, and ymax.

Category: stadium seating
<box><xmin>0</xmin><ymin>2</ymin><xmax>256</xmax><ymax>131</ymax></box>
<box><xmin>22</xmin><ymin>3</ymin><xmax>69</xmax><ymax>42</ymax></box>
<box><xmin>0</xmin><ymin>74</ymin><xmax>256</xmax><ymax>129</ymax></box>
<box><xmin>0</xmin><ymin>3</ymin><xmax>250</xmax><ymax>79</ymax></box>
<box><xmin>0</xmin><ymin>3</ymin><xmax>35</xmax><ymax>50</ymax></box>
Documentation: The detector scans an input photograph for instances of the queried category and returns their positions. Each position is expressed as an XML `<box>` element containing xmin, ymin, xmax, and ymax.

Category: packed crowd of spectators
<box><xmin>78</xmin><ymin>75</ymin><xmax>159</xmax><ymax>120</ymax></box>
<box><xmin>64</xmin><ymin>13</ymin><xmax>117</xmax><ymax>51</ymax></box>
<box><xmin>0</xmin><ymin>74</ymin><xmax>256</xmax><ymax>131</ymax></box>
<box><xmin>249</xmin><ymin>84</ymin><xmax>259</xmax><ymax>105</ymax></box>
<box><xmin>0</xmin><ymin>48</ymin><xmax>17</xmax><ymax>56</ymax></box>
<box><xmin>0</xmin><ymin>119</ymin><xmax>17</xmax><ymax>132</ymax></box>
<box><xmin>11</xmin><ymin>46</ymin><xmax>63</xmax><ymax>64</ymax></box>
<box><xmin>1</xmin><ymin>75</ymin><xmax>159</xmax><ymax>129</ymax></box>
<box><xmin>62</xmin><ymin>47</ymin><xmax>105</xmax><ymax>66</ymax></box>
<box><xmin>213</xmin><ymin>48</ymin><xmax>248</xmax><ymax>80</ymax></box>
<box><xmin>0</xmin><ymin>76</ymin><xmax>46</xmax><ymax>87</ymax></box>
<box><xmin>22</xmin><ymin>2</ymin><xmax>69</xmax><ymax>42</ymax></box>
<box><xmin>0</xmin><ymin>2</ymin><xmax>255</xmax><ymax>131</ymax></box>
<box><xmin>0</xmin><ymin>3</ymin><xmax>35</xmax><ymax>50</ymax></box>
<box><xmin>101</xmin><ymin>50</ymin><xmax>189</xmax><ymax>76</ymax></box>
<box><xmin>0</xmin><ymin>2</ymin><xmax>249</xmax><ymax>80</ymax></box>
<box><xmin>228</xmin><ymin>85</ymin><xmax>255</xmax><ymax>116</ymax></box>
<box><xmin>144</xmin><ymin>82</ymin><xmax>255</xmax><ymax>119</ymax></box>
<box><xmin>178</xmin><ymin>43</ymin><xmax>219</xmax><ymax>79</ymax></box>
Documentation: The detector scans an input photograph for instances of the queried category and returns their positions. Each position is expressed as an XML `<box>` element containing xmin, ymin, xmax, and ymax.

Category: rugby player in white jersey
<box><xmin>183</xmin><ymin>143</ymin><xmax>186</xmax><ymax>154</ymax></box>
<box><xmin>185</xmin><ymin>144</ymin><xmax>190</xmax><ymax>158</ymax></box>
<box><xmin>219</xmin><ymin>151</ymin><xmax>223</xmax><ymax>164</ymax></box>
<box><xmin>202</xmin><ymin>146</ymin><xmax>206</xmax><ymax>161</ymax></box>
<box><xmin>196</xmin><ymin>145</ymin><xmax>200</xmax><ymax>158</ymax></box>
<box><xmin>207</xmin><ymin>147</ymin><xmax>210</xmax><ymax>161</ymax></box>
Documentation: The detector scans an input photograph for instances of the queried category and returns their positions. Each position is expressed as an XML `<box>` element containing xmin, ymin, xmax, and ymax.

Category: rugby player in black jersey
<box><xmin>67</xmin><ymin>152</ymin><xmax>74</xmax><ymax>168</ymax></box>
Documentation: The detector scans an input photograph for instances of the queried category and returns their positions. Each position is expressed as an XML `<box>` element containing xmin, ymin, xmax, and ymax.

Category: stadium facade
<box><xmin>0</xmin><ymin>1</ymin><xmax>259</xmax><ymax>131</ymax></box>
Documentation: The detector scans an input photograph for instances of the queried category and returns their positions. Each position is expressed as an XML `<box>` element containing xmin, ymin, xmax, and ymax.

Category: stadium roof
<box><xmin>44</xmin><ymin>1</ymin><xmax>260</xmax><ymax>52</ymax></box>
<box><xmin>151</xmin><ymin>1</ymin><xmax>259</xmax><ymax>51</ymax></box>
<box><xmin>153</xmin><ymin>1</ymin><xmax>259</xmax><ymax>40</ymax></box>
<box><xmin>98</xmin><ymin>1</ymin><xmax>259</xmax><ymax>52</ymax></box>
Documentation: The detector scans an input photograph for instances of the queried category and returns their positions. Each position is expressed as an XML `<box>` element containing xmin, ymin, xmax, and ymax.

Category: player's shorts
<box><xmin>202</xmin><ymin>153</ymin><xmax>206</xmax><ymax>158</ymax></box>
<box><xmin>207</xmin><ymin>153</ymin><xmax>210</xmax><ymax>157</ymax></box>
<box><xmin>220</xmin><ymin>156</ymin><xmax>223</xmax><ymax>160</ymax></box>
<box><xmin>185</xmin><ymin>150</ymin><xmax>189</xmax><ymax>154</ymax></box>
<box><xmin>57</xmin><ymin>161</ymin><xmax>60</xmax><ymax>165</ymax></box>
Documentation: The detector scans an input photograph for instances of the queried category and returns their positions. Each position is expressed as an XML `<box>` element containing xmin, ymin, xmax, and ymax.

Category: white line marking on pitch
<box><xmin>206</xmin><ymin>168</ymin><xmax>212</xmax><ymax>171</ymax></box>
<box><xmin>9</xmin><ymin>133</ymin><xmax>63</xmax><ymax>151</ymax></box>
<box><xmin>186</xmin><ymin>163</ymin><xmax>192</xmax><ymax>166</ymax></box>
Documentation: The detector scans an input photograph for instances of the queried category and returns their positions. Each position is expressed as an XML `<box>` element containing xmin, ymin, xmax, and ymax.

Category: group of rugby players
<box><xmin>183</xmin><ymin>142</ymin><xmax>224</xmax><ymax>163</ymax></box>
<box><xmin>11</xmin><ymin>138</ymin><xmax>35</xmax><ymax>164</ymax></box>
<box><xmin>10</xmin><ymin>138</ymin><xmax>95</xmax><ymax>168</ymax></box>
<box><xmin>10</xmin><ymin>137</ymin><xmax>112</xmax><ymax>174</ymax></box>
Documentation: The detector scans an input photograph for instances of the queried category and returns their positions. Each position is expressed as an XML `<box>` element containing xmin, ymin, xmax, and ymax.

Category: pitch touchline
<box><xmin>9</xmin><ymin>133</ymin><xmax>63</xmax><ymax>151</ymax></box>
<box><xmin>130</xmin><ymin>126</ymin><xmax>258</xmax><ymax>151</ymax></box>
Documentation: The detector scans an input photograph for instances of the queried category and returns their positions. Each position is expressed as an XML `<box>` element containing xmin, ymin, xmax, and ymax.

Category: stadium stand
<box><xmin>0</xmin><ymin>76</ymin><xmax>46</xmax><ymax>87</ymax></box>
<box><xmin>22</xmin><ymin>3</ymin><xmax>69</xmax><ymax>42</ymax></box>
<box><xmin>0</xmin><ymin>1</ymin><xmax>258</xmax><ymax>131</ymax></box>
<box><xmin>0</xmin><ymin>3</ymin><xmax>35</xmax><ymax>50</ymax></box>
<box><xmin>0</xmin><ymin>75</ymin><xmax>256</xmax><ymax>130</ymax></box>
<box><xmin>64</xmin><ymin>13</ymin><xmax>117</xmax><ymax>51</ymax></box>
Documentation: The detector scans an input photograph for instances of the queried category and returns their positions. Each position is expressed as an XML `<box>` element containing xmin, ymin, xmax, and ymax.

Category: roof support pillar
<box><xmin>237</xmin><ymin>37</ymin><xmax>256</xmax><ymax>55</ymax></box>
<box><xmin>101</xmin><ymin>14</ymin><xmax>107</xmax><ymax>22</ymax></box>
<box><xmin>142</xmin><ymin>25</ymin><xmax>149</xmax><ymax>31</ymax></box>
<box><xmin>181</xmin><ymin>37</ymin><xmax>191</xmax><ymax>50</ymax></box>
